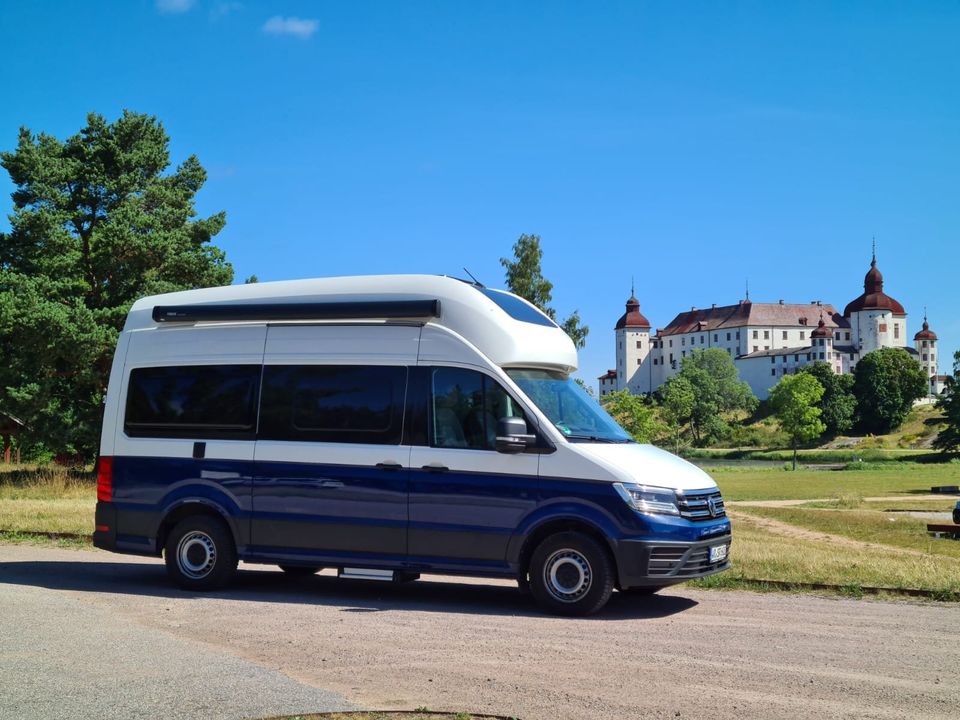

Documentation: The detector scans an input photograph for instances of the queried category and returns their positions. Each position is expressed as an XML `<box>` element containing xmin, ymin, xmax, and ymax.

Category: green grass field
<box><xmin>706</xmin><ymin>462</ymin><xmax>959</xmax><ymax>501</ymax></box>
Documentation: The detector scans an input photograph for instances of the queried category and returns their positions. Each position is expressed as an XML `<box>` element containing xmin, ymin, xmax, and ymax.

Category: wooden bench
<box><xmin>927</xmin><ymin>523</ymin><xmax>960</xmax><ymax>539</ymax></box>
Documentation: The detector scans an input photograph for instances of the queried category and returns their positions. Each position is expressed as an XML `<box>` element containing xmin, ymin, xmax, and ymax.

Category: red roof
<box><xmin>615</xmin><ymin>295</ymin><xmax>651</xmax><ymax>330</ymax></box>
<box><xmin>657</xmin><ymin>302</ymin><xmax>847</xmax><ymax>337</ymax></box>
<box><xmin>914</xmin><ymin>318</ymin><xmax>937</xmax><ymax>341</ymax></box>
<box><xmin>843</xmin><ymin>257</ymin><xmax>906</xmax><ymax>316</ymax></box>
<box><xmin>811</xmin><ymin>317</ymin><xmax>832</xmax><ymax>338</ymax></box>
<box><xmin>598</xmin><ymin>369</ymin><xmax>617</xmax><ymax>380</ymax></box>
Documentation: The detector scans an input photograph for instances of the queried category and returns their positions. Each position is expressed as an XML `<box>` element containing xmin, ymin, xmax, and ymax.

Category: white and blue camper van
<box><xmin>94</xmin><ymin>275</ymin><xmax>730</xmax><ymax>615</ymax></box>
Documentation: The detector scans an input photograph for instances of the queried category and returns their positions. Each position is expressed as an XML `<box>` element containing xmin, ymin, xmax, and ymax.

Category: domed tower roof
<box><xmin>914</xmin><ymin>314</ymin><xmax>938</xmax><ymax>341</ymax></box>
<box><xmin>615</xmin><ymin>293</ymin><xmax>651</xmax><ymax>330</ymax></box>
<box><xmin>842</xmin><ymin>250</ymin><xmax>906</xmax><ymax>316</ymax></box>
<box><xmin>811</xmin><ymin>316</ymin><xmax>832</xmax><ymax>339</ymax></box>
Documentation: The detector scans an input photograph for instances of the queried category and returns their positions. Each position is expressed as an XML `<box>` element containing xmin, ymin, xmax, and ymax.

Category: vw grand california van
<box><xmin>94</xmin><ymin>275</ymin><xmax>730</xmax><ymax>615</ymax></box>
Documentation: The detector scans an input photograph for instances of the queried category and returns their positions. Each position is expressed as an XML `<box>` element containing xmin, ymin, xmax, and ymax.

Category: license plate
<box><xmin>709</xmin><ymin>544</ymin><xmax>729</xmax><ymax>563</ymax></box>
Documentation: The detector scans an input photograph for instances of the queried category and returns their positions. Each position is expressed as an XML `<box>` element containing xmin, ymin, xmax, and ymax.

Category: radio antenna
<box><xmin>463</xmin><ymin>267</ymin><xmax>485</xmax><ymax>287</ymax></box>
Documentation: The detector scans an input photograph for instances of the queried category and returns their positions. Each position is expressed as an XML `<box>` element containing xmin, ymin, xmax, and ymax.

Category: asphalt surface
<box><xmin>1</xmin><ymin>544</ymin><xmax>959</xmax><ymax>720</ymax></box>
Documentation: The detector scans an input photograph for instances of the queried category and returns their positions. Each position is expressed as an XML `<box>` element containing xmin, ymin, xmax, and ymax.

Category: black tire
<box><xmin>528</xmin><ymin>531</ymin><xmax>615</xmax><ymax>616</ymax></box>
<box><xmin>620</xmin><ymin>585</ymin><xmax>665</xmax><ymax>596</ymax></box>
<box><xmin>279</xmin><ymin>565</ymin><xmax>321</xmax><ymax>577</ymax></box>
<box><xmin>164</xmin><ymin>515</ymin><xmax>237</xmax><ymax>591</ymax></box>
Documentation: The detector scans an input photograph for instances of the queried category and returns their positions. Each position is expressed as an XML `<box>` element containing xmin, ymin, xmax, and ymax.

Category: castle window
<box><xmin>753</xmin><ymin>345</ymin><xmax>758</xmax><ymax>353</ymax></box>
<box><xmin>682</xmin><ymin>338</ymin><xmax>685</xmax><ymax>346</ymax></box>
<box><xmin>894</xmin><ymin>324</ymin><xmax>900</xmax><ymax>339</ymax></box>
<box><xmin>752</xmin><ymin>330</ymin><xmax>758</xmax><ymax>339</ymax></box>
<box><xmin>637</xmin><ymin>358</ymin><xmax>642</xmax><ymax>365</ymax></box>
<box><xmin>764</xmin><ymin>346</ymin><xmax>769</xmax><ymax>350</ymax></box>
<box><xmin>726</xmin><ymin>332</ymin><xmax>731</xmax><ymax>341</ymax></box>
<box><xmin>879</xmin><ymin>323</ymin><xmax>888</xmax><ymax>333</ymax></box>
<box><xmin>782</xmin><ymin>331</ymin><xmax>788</xmax><ymax>340</ymax></box>
<box><xmin>771</xmin><ymin>357</ymin><xmax>776</xmax><ymax>364</ymax></box>
<box><xmin>781</xmin><ymin>356</ymin><xmax>787</xmax><ymax>363</ymax></box>
<box><xmin>636</xmin><ymin>341</ymin><xmax>642</xmax><ymax>349</ymax></box>
<box><xmin>764</xmin><ymin>330</ymin><xmax>770</xmax><ymax>340</ymax></box>
<box><xmin>771</xmin><ymin>368</ymin><xmax>776</xmax><ymax>376</ymax></box>
<box><xmin>923</xmin><ymin>354</ymin><xmax>928</xmax><ymax>361</ymax></box>
<box><xmin>714</xmin><ymin>334</ymin><xmax>718</xmax><ymax>342</ymax></box>
<box><xmin>819</xmin><ymin>352</ymin><xmax>825</xmax><ymax>360</ymax></box>
<box><xmin>669</xmin><ymin>353</ymin><xmax>674</xmax><ymax>363</ymax></box>
<box><xmin>736</xmin><ymin>331</ymin><xmax>740</xmax><ymax>339</ymax></box>
<box><xmin>669</xmin><ymin>339</ymin><xmax>673</xmax><ymax>348</ymax></box>
<box><xmin>800</xmin><ymin>331</ymin><xmax>805</xmax><ymax>340</ymax></box>
<box><xmin>922</xmin><ymin>340</ymin><xmax>928</xmax><ymax>348</ymax></box>
<box><xmin>845</xmin><ymin>332</ymin><xmax>850</xmax><ymax>341</ymax></box>
<box><xmin>835</xmin><ymin>332</ymin><xmax>841</xmax><ymax>341</ymax></box>
<box><xmin>794</xmin><ymin>354</ymin><xmax>799</xmax><ymax>362</ymax></box>
<box><xmin>682</xmin><ymin>350</ymin><xmax>686</xmax><ymax>357</ymax></box>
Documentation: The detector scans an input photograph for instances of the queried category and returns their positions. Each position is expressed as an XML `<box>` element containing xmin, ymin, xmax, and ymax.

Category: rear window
<box><xmin>476</xmin><ymin>288</ymin><xmax>557</xmax><ymax>328</ymax></box>
<box><xmin>125</xmin><ymin>365</ymin><xmax>260</xmax><ymax>439</ymax></box>
<box><xmin>259</xmin><ymin>365</ymin><xmax>406</xmax><ymax>445</ymax></box>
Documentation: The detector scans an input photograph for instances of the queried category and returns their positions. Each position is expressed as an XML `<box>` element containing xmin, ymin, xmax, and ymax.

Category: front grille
<box><xmin>647</xmin><ymin>545</ymin><xmax>728</xmax><ymax>577</ymax></box>
<box><xmin>677</xmin><ymin>489</ymin><xmax>725</xmax><ymax>521</ymax></box>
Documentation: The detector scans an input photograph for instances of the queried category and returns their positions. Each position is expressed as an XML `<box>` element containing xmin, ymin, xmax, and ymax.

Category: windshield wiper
<box><xmin>564</xmin><ymin>434</ymin><xmax>634</xmax><ymax>444</ymax></box>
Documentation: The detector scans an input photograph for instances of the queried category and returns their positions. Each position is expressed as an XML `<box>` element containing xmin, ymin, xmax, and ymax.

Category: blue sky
<box><xmin>1</xmin><ymin>1</ymin><xmax>957</xmax><ymax>386</ymax></box>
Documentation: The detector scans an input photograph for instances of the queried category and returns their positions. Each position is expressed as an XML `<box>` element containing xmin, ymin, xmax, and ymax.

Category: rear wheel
<box><xmin>164</xmin><ymin>515</ymin><xmax>237</xmax><ymax>591</ymax></box>
<box><xmin>528</xmin><ymin>532</ymin><xmax>614</xmax><ymax>616</ymax></box>
<box><xmin>279</xmin><ymin>565</ymin><xmax>321</xmax><ymax>577</ymax></box>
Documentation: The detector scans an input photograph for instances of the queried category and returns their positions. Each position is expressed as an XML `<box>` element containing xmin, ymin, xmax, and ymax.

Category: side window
<box><xmin>125</xmin><ymin>365</ymin><xmax>260</xmax><ymax>439</ymax></box>
<box><xmin>431</xmin><ymin>368</ymin><xmax>525</xmax><ymax>450</ymax></box>
<box><xmin>259</xmin><ymin>365</ymin><xmax>406</xmax><ymax>444</ymax></box>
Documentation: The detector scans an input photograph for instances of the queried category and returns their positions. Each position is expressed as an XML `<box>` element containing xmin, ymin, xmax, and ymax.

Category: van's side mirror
<box><xmin>496</xmin><ymin>417</ymin><xmax>535</xmax><ymax>454</ymax></box>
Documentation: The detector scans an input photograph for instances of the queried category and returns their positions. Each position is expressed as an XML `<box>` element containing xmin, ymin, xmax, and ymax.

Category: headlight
<box><xmin>613</xmin><ymin>483</ymin><xmax>680</xmax><ymax>516</ymax></box>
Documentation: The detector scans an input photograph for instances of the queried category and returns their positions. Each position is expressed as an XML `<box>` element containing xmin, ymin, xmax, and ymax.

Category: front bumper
<box><xmin>615</xmin><ymin>534</ymin><xmax>732</xmax><ymax>589</ymax></box>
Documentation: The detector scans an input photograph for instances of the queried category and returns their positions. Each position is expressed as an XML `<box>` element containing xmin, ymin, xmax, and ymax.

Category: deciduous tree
<box><xmin>769</xmin><ymin>373</ymin><xmax>826</xmax><ymax>470</ymax></box>
<box><xmin>601</xmin><ymin>390</ymin><xmax>661</xmax><ymax>443</ymax></box>
<box><xmin>798</xmin><ymin>361</ymin><xmax>856</xmax><ymax>436</ymax></box>
<box><xmin>0</xmin><ymin>111</ymin><xmax>232</xmax><ymax>458</ymax></box>
<box><xmin>933</xmin><ymin>350</ymin><xmax>960</xmax><ymax>453</ymax></box>
<box><xmin>500</xmin><ymin>234</ymin><xmax>589</xmax><ymax>348</ymax></box>
<box><xmin>667</xmin><ymin>348</ymin><xmax>757</xmax><ymax>446</ymax></box>
<box><xmin>852</xmin><ymin>348</ymin><xmax>927</xmax><ymax>434</ymax></box>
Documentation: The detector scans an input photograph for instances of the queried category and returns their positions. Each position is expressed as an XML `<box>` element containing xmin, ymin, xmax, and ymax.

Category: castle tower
<box><xmin>914</xmin><ymin>313</ymin><xmax>938</xmax><ymax>395</ymax></box>
<box><xmin>614</xmin><ymin>290</ymin><xmax>651</xmax><ymax>393</ymax></box>
<box><xmin>842</xmin><ymin>248</ymin><xmax>907</xmax><ymax>354</ymax></box>
<box><xmin>810</xmin><ymin>315</ymin><xmax>839</xmax><ymax>373</ymax></box>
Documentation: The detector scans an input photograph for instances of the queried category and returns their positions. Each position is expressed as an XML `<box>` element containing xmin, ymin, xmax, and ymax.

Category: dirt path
<box><xmin>2</xmin><ymin>544</ymin><xmax>959</xmax><ymax>720</ymax></box>
<box><xmin>727</xmin><ymin>509</ymin><xmax>935</xmax><ymax>557</ymax></box>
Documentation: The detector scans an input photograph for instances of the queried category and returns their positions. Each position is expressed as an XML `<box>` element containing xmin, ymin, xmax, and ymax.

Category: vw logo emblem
<box><xmin>708</xmin><ymin>496</ymin><xmax>720</xmax><ymax>517</ymax></box>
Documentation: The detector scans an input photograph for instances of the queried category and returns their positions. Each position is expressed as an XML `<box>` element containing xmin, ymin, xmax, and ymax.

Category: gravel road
<box><xmin>2</xmin><ymin>544</ymin><xmax>959</xmax><ymax>720</ymax></box>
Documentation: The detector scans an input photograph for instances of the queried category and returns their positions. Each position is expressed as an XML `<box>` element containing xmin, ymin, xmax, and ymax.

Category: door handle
<box><xmin>376</xmin><ymin>462</ymin><xmax>403</xmax><ymax>471</ymax></box>
<box><xmin>421</xmin><ymin>463</ymin><xmax>449</xmax><ymax>473</ymax></box>
<box><xmin>317</xmin><ymin>480</ymin><xmax>344</xmax><ymax>489</ymax></box>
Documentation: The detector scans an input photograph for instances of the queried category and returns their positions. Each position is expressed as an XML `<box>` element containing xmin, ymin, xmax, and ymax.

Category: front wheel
<box><xmin>528</xmin><ymin>532</ymin><xmax>615</xmax><ymax>616</ymax></box>
<box><xmin>164</xmin><ymin>515</ymin><xmax>237</xmax><ymax>591</ymax></box>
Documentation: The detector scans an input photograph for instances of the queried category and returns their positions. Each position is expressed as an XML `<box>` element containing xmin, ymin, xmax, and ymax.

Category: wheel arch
<box><xmin>157</xmin><ymin>499</ymin><xmax>238</xmax><ymax>554</ymax></box>
<box><xmin>516</xmin><ymin>516</ymin><xmax>619</xmax><ymax>586</ymax></box>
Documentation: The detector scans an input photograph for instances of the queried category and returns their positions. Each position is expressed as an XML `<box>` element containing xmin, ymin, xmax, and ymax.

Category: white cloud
<box><xmin>262</xmin><ymin>16</ymin><xmax>318</xmax><ymax>39</ymax></box>
<box><xmin>156</xmin><ymin>0</ymin><xmax>195</xmax><ymax>13</ymax></box>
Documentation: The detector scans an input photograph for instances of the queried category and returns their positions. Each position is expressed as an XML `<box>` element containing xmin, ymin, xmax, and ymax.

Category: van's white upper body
<box><xmin>104</xmin><ymin>274</ymin><xmax>717</xmax><ymax>493</ymax></box>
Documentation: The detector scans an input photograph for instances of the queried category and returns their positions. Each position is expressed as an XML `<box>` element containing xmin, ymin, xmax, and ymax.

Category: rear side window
<box><xmin>259</xmin><ymin>365</ymin><xmax>406</xmax><ymax>444</ymax></box>
<box><xmin>125</xmin><ymin>365</ymin><xmax>260</xmax><ymax>439</ymax></box>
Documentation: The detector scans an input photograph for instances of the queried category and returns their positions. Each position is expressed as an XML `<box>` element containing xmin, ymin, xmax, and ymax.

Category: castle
<box><xmin>599</xmin><ymin>252</ymin><xmax>945</xmax><ymax>400</ymax></box>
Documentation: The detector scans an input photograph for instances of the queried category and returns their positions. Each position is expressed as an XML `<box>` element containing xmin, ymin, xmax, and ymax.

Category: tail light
<box><xmin>96</xmin><ymin>456</ymin><xmax>113</xmax><ymax>502</ymax></box>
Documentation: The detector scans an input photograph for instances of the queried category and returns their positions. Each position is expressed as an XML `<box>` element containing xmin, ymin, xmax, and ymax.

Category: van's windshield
<box><xmin>506</xmin><ymin>369</ymin><xmax>634</xmax><ymax>443</ymax></box>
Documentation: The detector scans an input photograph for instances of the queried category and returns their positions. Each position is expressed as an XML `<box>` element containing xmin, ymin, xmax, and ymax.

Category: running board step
<box><xmin>338</xmin><ymin>568</ymin><xmax>420</xmax><ymax>582</ymax></box>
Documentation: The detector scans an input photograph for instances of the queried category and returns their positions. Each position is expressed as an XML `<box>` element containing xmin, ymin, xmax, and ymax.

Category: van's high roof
<box><xmin>125</xmin><ymin>274</ymin><xmax>579</xmax><ymax>373</ymax></box>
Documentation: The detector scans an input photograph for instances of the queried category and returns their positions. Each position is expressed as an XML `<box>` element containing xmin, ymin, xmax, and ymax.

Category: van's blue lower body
<box><xmin>93</xmin><ymin>456</ymin><xmax>731</xmax><ymax>589</ymax></box>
